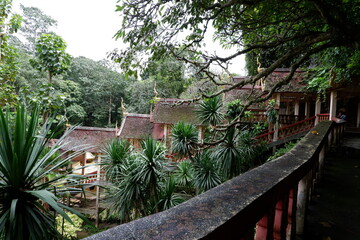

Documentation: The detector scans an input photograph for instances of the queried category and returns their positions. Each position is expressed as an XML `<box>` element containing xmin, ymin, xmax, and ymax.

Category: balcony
<box><xmin>85</xmin><ymin>121</ymin><xmax>358</xmax><ymax>240</ymax></box>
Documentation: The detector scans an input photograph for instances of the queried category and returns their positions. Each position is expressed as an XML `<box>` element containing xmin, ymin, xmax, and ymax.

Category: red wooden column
<box><xmin>288</xmin><ymin>187</ymin><xmax>298</xmax><ymax>240</ymax></box>
<box><xmin>255</xmin><ymin>205</ymin><xmax>275</xmax><ymax>240</ymax></box>
<box><xmin>255</xmin><ymin>187</ymin><xmax>297</xmax><ymax>240</ymax></box>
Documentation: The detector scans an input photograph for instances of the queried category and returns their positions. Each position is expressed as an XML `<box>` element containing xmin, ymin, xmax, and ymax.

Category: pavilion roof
<box><xmin>151</xmin><ymin>98</ymin><xmax>202</xmax><ymax>125</ymax></box>
<box><xmin>262</xmin><ymin>68</ymin><xmax>311</xmax><ymax>93</ymax></box>
<box><xmin>118</xmin><ymin>113</ymin><xmax>163</xmax><ymax>140</ymax></box>
<box><xmin>60</xmin><ymin>126</ymin><xmax>116</xmax><ymax>153</ymax></box>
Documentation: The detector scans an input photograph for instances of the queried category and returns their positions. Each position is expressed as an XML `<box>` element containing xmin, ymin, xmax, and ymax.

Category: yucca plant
<box><xmin>211</xmin><ymin>126</ymin><xmax>242</xmax><ymax>179</ymax></box>
<box><xmin>157</xmin><ymin>176</ymin><xmax>185</xmax><ymax>211</ymax></box>
<box><xmin>0</xmin><ymin>105</ymin><xmax>88</xmax><ymax>240</ymax></box>
<box><xmin>109</xmin><ymin>137</ymin><xmax>166</xmax><ymax>221</ymax></box>
<box><xmin>193</xmin><ymin>151</ymin><xmax>222</xmax><ymax>193</ymax></box>
<box><xmin>196</xmin><ymin>96</ymin><xmax>224</xmax><ymax>126</ymax></box>
<box><xmin>173</xmin><ymin>160</ymin><xmax>194</xmax><ymax>187</ymax></box>
<box><xmin>238</xmin><ymin>129</ymin><xmax>268</xmax><ymax>170</ymax></box>
<box><xmin>136</xmin><ymin>137</ymin><xmax>166</xmax><ymax>213</ymax></box>
<box><xmin>171</xmin><ymin>122</ymin><xmax>198</xmax><ymax>161</ymax></box>
<box><xmin>108</xmin><ymin>157</ymin><xmax>146</xmax><ymax>222</ymax></box>
<box><xmin>102</xmin><ymin>139</ymin><xmax>131</xmax><ymax>183</ymax></box>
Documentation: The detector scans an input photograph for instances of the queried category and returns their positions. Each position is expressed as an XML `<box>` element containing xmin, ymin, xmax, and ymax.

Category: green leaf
<box><xmin>28</xmin><ymin>190</ymin><xmax>73</xmax><ymax>224</ymax></box>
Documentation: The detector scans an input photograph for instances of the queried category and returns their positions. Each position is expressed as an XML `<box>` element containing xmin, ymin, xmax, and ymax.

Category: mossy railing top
<box><xmin>86</xmin><ymin>121</ymin><xmax>341</xmax><ymax>240</ymax></box>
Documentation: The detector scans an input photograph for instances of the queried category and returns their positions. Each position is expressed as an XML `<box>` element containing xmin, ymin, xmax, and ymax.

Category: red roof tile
<box><xmin>151</xmin><ymin>98</ymin><xmax>201</xmax><ymax>125</ymax></box>
<box><xmin>61</xmin><ymin>126</ymin><xmax>116</xmax><ymax>153</ymax></box>
<box><xmin>118</xmin><ymin>113</ymin><xmax>162</xmax><ymax>140</ymax></box>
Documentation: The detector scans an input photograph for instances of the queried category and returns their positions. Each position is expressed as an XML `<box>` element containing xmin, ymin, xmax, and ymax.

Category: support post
<box><xmin>318</xmin><ymin>146</ymin><xmax>326</xmax><ymax>181</ymax></box>
<box><xmin>329</xmin><ymin>90</ymin><xmax>337</xmax><ymax>120</ymax></box>
<box><xmin>315</xmin><ymin>98</ymin><xmax>321</xmax><ymax>125</ymax></box>
<box><xmin>198</xmin><ymin>126</ymin><xmax>204</xmax><ymax>144</ymax></box>
<box><xmin>273</xmin><ymin>94</ymin><xmax>281</xmax><ymax>143</ymax></box>
<box><xmin>95</xmin><ymin>154</ymin><xmax>101</xmax><ymax>227</ymax></box>
<box><xmin>294</xmin><ymin>100</ymin><xmax>300</xmax><ymax>121</ymax></box>
<box><xmin>304</xmin><ymin>98</ymin><xmax>311</xmax><ymax>118</ymax></box>
<box><xmin>357</xmin><ymin>102</ymin><xmax>360</xmax><ymax>128</ymax></box>
<box><xmin>296</xmin><ymin>172</ymin><xmax>311</xmax><ymax>235</ymax></box>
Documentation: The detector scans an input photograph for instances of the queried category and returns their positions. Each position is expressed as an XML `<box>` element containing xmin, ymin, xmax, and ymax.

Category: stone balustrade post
<box><xmin>296</xmin><ymin>171</ymin><xmax>312</xmax><ymax>235</ymax></box>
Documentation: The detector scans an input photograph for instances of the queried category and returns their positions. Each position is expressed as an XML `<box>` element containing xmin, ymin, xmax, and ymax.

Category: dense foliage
<box><xmin>30</xmin><ymin>33</ymin><xmax>71</xmax><ymax>83</ymax></box>
<box><xmin>0</xmin><ymin>106</ymin><xmax>87</xmax><ymax>239</ymax></box>
<box><xmin>113</xmin><ymin>0</ymin><xmax>360</xmax><ymax>124</ymax></box>
<box><xmin>1</xmin><ymin>3</ymin><xmax>194</xmax><ymax>127</ymax></box>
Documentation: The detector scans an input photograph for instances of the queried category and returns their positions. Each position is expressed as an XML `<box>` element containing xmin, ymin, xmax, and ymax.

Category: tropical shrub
<box><xmin>171</xmin><ymin>122</ymin><xmax>198</xmax><ymax>160</ymax></box>
<box><xmin>107</xmin><ymin>137</ymin><xmax>169</xmax><ymax>222</ymax></box>
<box><xmin>267</xmin><ymin>141</ymin><xmax>298</xmax><ymax>162</ymax></box>
<box><xmin>211</xmin><ymin>127</ymin><xmax>242</xmax><ymax>179</ymax></box>
<box><xmin>102</xmin><ymin>139</ymin><xmax>131</xmax><ymax>183</ymax></box>
<box><xmin>193</xmin><ymin>151</ymin><xmax>222</xmax><ymax>193</ymax></box>
<box><xmin>173</xmin><ymin>160</ymin><xmax>194</xmax><ymax>188</ymax></box>
<box><xmin>0</xmin><ymin>105</ymin><xmax>88</xmax><ymax>239</ymax></box>
<box><xmin>196</xmin><ymin>96</ymin><xmax>224</xmax><ymax>126</ymax></box>
<box><xmin>157</xmin><ymin>176</ymin><xmax>185</xmax><ymax>211</ymax></box>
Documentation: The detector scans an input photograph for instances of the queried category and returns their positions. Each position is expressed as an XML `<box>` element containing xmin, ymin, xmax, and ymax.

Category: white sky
<box><xmin>12</xmin><ymin>0</ymin><xmax>246</xmax><ymax>75</ymax></box>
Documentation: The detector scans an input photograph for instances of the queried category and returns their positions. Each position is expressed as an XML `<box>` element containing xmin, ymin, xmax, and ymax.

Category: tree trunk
<box><xmin>108</xmin><ymin>96</ymin><xmax>112</xmax><ymax>126</ymax></box>
<box><xmin>48</xmin><ymin>71</ymin><xmax>52</xmax><ymax>83</ymax></box>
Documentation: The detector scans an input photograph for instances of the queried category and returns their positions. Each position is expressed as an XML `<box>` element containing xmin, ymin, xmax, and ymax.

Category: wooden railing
<box><xmin>317</xmin><ymin>113</ymin><xmax>330</xmax><ymax>122</ymax></box>
<box><xmin>85</xmin><ymin>121</ymin><xmax>345</xmax><ymax>240</ymax></box>
<box><xmin>79</xmin><ymin>171</ymin><xmax>105</xmax><ymax>185</ymax></box>
<box><xmin>256</xmin><ymin>116</ymin><xmax>316</xmax><ymax>144</ymax></box>
<box><xmin>242</xmin><ymin>112</ymin><xmax>306</xmax><ymax>126</ymax></box>
<box><xmin>279</xmin><ymin>115</ymin><xmax>305</xmax><ymax>125</ymax></box>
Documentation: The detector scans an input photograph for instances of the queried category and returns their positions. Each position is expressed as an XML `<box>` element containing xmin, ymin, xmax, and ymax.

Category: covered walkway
<box><xmin>301</xmin><ymin>133</ymin><xmax>360</xmax><ymax>240</ymax></box>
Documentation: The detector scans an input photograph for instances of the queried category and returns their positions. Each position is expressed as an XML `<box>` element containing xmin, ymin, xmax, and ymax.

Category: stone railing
<box><xmin>85</xmin><ymin>121</ymin><xmax>344</xmax><ymax>240</ymax></box>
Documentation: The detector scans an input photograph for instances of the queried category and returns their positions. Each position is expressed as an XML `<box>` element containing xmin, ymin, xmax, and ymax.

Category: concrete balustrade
<box><xmin>85</xmin><ymin>121</ymin><xmax>345</xmax><ymax>240</ymax></box>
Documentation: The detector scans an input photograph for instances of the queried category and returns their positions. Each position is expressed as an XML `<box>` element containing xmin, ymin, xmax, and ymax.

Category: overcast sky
<box><xmin>12</xmin><ymin>0</ymin><xmax>246</xmax><ymax>75</ymax></box>
<box><xmin>12</xmin><ymin>0</ymin><xmax>121</xmax><ymax>61</ymax></box>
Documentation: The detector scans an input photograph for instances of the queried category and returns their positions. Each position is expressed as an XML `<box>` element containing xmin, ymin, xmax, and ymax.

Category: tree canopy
<box><xmin>113</xmin><ymin>0</ymin><xmax>360</xmax><ymax>103</ymax></box>
<box><xmin>19</xmin><ymin>4</ymin><xmax>57</xmax><ymax>54</ymax></box>
<box><xmin>30</xmin><ymin>33</ymin><xmax>71</xmax><ymax>83</ymax></box>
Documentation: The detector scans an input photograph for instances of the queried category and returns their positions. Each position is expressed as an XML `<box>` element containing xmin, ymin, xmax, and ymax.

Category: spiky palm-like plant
<box><xmin>193</xmin><ymin>151</ymin><xmax>222</xmax><ymax>193</ymax></box>
<box><xmin>196</xmin><ymin>96</ymin><xmax>224</xmax><ymax>126</ymax></box>
<box><xmin>0</xmin><ymin>105</ymin><xmax>87</xmax><ymax>240</ymax></box>
<box><xmin>238</xmin><ymin>129</ymin><xmax>268</xmax><ymax>170</ymax></box>
<box><xmin>102</xmin><ymin>139</ymin><xmax>131</xmax><ymax>183</ymax></box>
<box><xmin>171</xmin><ymin>122</ymin><xmax>198</xmax><ymax>161</ymax></box>
<box><xmin>173</xmin><ymin>160</ymin><xmax>194</xmax><ymax>187</ymax></box>
<box><xmin>212</xmin><ymin>127</ymin><xmax>242</xmax><ymax>179</ymax></box>
<box><xmin>158</xmin><ymin>176</ymin><xmax>185</xmax><ymax>211</ymax></box>
<box><xmin>108</xmin><ymin>138</ymin><xmax>166</xmax><ymax>221</ymax></box>
<box><xmin>109</xmin><ymin>157</ymin><xmax>146</xmax><ymax>222</ymax></box>
<box><xmin>136</xmin><ymin>137</ymin><xmax>166</xmax><ymax>213</ymax></box>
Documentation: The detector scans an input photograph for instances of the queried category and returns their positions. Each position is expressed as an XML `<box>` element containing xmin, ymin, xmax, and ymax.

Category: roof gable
<box><xmin>118</xmin><ymin>113</ymin><xmax>161</xmax><ymax>139</ymax></box>
<box><xmin>151</xmin><ymin>98</ymin><xmax>201</xmax><ymax>125</ymax></box>
<box><xmin>61</xmin><ymin>126</ymin><xmax>116</xmax><ymax>153</ymax></box>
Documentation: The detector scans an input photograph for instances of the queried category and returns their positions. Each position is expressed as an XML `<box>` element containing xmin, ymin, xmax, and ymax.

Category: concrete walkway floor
<box><xmin>299</xmin><ymin>139</ymin><xmax>360</xmax><ymax>240</ymax></box>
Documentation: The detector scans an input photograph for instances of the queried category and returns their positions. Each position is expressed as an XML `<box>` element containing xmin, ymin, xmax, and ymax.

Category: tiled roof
<box><xmin>61</xmin><ymin>126</ymin><xmax>116</xmax><ymax>153</ymax></box>
<box><xmin>262</xmin><ymin>68</ymin><xmax>310</xmax><ymax>92</ymax></box>
<box><xmin>230</xmin><ymin>69</ymin><xmax>310</xmax><ymax>93</ymax></box>
<box><xmin>151</xmin><ymin>98</ymin><xmax>201</xmax><ymax>125</ymax></box>
<box><xmin>118</xmin><ymin>113</ymin><xmax>162</xmax><ymax>140</ymax></box>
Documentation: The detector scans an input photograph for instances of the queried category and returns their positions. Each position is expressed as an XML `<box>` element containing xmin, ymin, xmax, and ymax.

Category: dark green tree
<box><xmin>30</xmin><ymin>33</ymin><xmax>71</xmax><ymax>83</ymax></box>
<box><xmin>66</xmin><ymin>57</ymin><xmax>129</xmax><ymax>126</ymax></box>
<box><xmin>141</xmin><ymin>56</ymin><xmax>190</xmax><ymax>98</ymax></box>
<box><xmin>0</xmin><ymin>0</ymin><xmax>22</xmax><ymax>107</ymax></box>
<box><xmin>19</xmin><ymin>4</ymin><xmax>57</xmax><ymax>54</ymax></box>
<box><xmin>113</xmin><ymin>0</ymin><xmax>360</xmax><ymax>119</ymax></box>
